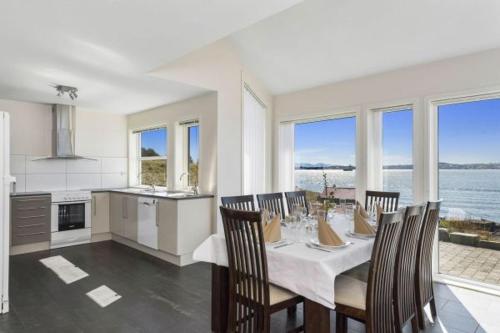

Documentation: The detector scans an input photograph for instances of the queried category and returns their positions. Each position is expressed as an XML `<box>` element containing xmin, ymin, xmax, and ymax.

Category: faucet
<box><xmin>179</xmin><ymin>172</ymin><xmax>199</xmax><ymax>195</ymax></box>
<box><xmin>179</xmin><ymin>172</ymin><xmax>187</xmax><ymax>183</ymax></box>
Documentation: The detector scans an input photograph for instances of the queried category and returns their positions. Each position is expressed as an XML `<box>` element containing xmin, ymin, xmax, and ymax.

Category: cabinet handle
<box><xmin>16</xmin><ymin>223</ymin><xmax>44</xmax><ymax>228</ymax></box>
<box><xmin>18</xmin><ymin>215</ymin><xmax>46</xmax><ymax>219</ymax></box>
<box><xmin>156</xmin><ymin>201</ymin><xmax>159</xmax><ymax>227</ymax></box>
<box><xmin>92</xmin><ymin>196</ymin><xmax>96</xmax><ymax>216</ymax></box>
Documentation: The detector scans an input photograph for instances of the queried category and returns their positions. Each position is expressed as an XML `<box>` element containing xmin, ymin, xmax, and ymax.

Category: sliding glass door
<box><xmin>437</xmin><ymin>97</ymin><xmax>500</xmax><ymax>287</ymax></box>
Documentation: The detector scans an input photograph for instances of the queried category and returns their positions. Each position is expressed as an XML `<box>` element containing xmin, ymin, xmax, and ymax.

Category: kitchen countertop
<box><xmin>10</xmin><ymin>189</ymin><xmax>214</xmax><ymax>201</ymax></box>
<box><xmin>10</xmin><ymin>191</ymin><xmax>51</xmax><ymax>197</ymax></box>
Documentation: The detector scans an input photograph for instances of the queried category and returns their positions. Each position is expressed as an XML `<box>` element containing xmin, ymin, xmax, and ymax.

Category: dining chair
<box><xmin>334</xmin><ymin>210</ymin><xmax>404</xmax><ymax>333</ymax></box>
<box><xmin>393</xmin><ymin>205</ymin><xmax>426</xmax><ymax>333</ymax></box>
<box><xmin>221</xmin><ymin>194</ymin><xmax>256</xmax><ymax>211</ymax></box>
<box><xmin>415</xmin><ymin>201</ymin><xmax>442</xmax><ymax>329</ymax></box>
<box><xmin>257</xmin><ymin>193</ymin><xmax>286</xmax><ymax>220</ymax></box>
<box><xmin>219</xmin><ymin>206</ymin><xmax>304</xmax><ymax>333</ymax></box>
<box><xmin>365</xmin><ymin>190</ymin><xmax>400</xmax><ymax>212</ymax></box>
<box><xmin>284</xmin><ymin>191</ymin><xmax>309</xmax><ymax>216</ymax></box>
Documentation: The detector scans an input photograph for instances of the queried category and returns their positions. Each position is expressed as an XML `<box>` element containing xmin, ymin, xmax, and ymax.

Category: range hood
<box><xmin>37</xmin><ymin>104</ymin><xmax>94</xmax><ymax>160</ymax></box>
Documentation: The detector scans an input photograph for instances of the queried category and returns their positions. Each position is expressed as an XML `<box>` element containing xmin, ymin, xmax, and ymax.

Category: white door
<box><xmin>0</xmin><ymin>112</ymin><xmax>14</xmax><ymax>314</ymax></box>
<box><xmin>137</xmin><ymin>197</ymin><xmax>158</xmax><ymax>249</ymax></box>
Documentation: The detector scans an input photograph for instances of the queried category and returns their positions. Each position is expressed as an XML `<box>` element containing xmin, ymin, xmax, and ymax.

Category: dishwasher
<box><xmin>137</xmin><ymin>197</ymin><xmax>159</xmax><ymax>250</ymax></box>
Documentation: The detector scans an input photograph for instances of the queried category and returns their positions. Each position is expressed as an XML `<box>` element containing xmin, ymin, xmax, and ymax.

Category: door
<box><xmin>0</xmin><ymin>112</ymin><xmax>14</xmax><ymax>313</ymax></box>
<box><xmin>91</xmin><ymin>193</ymin><xmax>110</xmax><ymax>234</ymax></box>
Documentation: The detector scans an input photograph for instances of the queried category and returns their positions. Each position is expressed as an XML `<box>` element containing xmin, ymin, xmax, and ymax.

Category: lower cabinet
<box><xmin>91</xmin><ymin>192</ymin><xmax>110</xmax><ymax>234</ymax></box>
<box><xmin>11</xmin><ymin>195</ymin><xmax>51</xmax><ymax>246</ymax></box>
<box><xmin>109</xmin><ymin>193</ymin><xmax>137</xmax><ymax>241</ymax></box>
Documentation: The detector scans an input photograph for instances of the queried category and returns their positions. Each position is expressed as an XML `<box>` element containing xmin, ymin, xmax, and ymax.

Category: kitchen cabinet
<box><xmin>109</xmin><ymin>193</ymin><xmax>137</xmax><ymax>241</ymax></box>
<box><xmin>11</xmin><ymin>194</ymin><xmax>51</xmax><ymax>246</ymax></box>
<box><xmin>157</xmin><ymin>197</ymin><xmax>212</xmax><ymax>258</ymax></box>
<box><xmin>91</xmin><ymin>192</ymin><xmax>109</xmax><ymax>234</ymax></box>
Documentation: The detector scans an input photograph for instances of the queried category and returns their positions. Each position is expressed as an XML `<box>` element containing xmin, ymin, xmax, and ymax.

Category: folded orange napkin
<box><xmin>354</xmin><ymin>205</ymin><xmax>376</xmax><ymax>235</ymax></box>
<box><xmin>318</xmin><ymin>214</ymin><xmax>345</xmax><ymax>246</ymax></box>
<box><xmin>263</xmin><ymin>214</ymin><xmax>281</xmax><ymax>243</ymax></box>
<box><xmin>356</xmin><ymin>201</ymin><xmax>370</xmax><ymax>218</ymax></box>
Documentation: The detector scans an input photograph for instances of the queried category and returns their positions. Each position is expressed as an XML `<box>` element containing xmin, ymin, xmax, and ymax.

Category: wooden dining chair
<box><xmin>393</xmin><ymin>205</ymin><xmax>426</xmax><ymax>333</ymax></box>
<box><xmin>219</xmin><ymin>206</ymin><xmax>304</xmax><ymax>333</ymax></box>
<box><xmin>365</xmin><ymin>190</ymin><xmax>400</xmax><ymax>212</ymax></box>
<box><xmin>221</xmin><ymin>195</ymin><xmax>256</xmax><ymax>211</ymax></box>
<box><xmin>415</xmin><ymin>201</ymin><xmax>442</xmax><ymax>329</ymax></box>
<box><xmin>334</xmin><ymin>210</ymin><xmax>404</xmax><ymax>333</ymax></box>
<box><xmin>257</xmin><ymin>193</ymin><xmax>286</xmax><ymax>220</ymax></box>
<box><xmin>284</xmin><ymin>191</ymin><xmax>309</xmax><ymax>216</ymax></box>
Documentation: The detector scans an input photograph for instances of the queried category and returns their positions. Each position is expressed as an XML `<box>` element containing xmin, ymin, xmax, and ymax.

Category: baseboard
<box><xmin>91</xmin><ymin>232</ymin><xmax>112</xmax><ymax>243</ymax></box>
<box><xmin>110</xmin><ymin>234</ymin><xmax>195</xmax><ymax>267</ymax></box>
<box><xmin>10</xmin><ymin>242</ymin><xmax>50</xmax><ymax>255</ymax></box>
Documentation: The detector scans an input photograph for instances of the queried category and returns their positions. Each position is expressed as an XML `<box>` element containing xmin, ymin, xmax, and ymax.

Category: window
<box><xmin>186</xmin><ymin>122</ymin><xmax>199</xmax><ymax>187</ymax></box>
<box><xmin>136</xmin><ymin>127</ymin><xmax>167</xmax><ymax>187</ymax></box>
<box><xmin>243</xmin><ymin>86</ymin><xmax>266</xmax><ymax>194</ymax></box>
<box><xmin>294</xmin><ymin>116</ymin><xmax>356</xmax><ymax>204</ymax></box>
<box><xmin>381</xmin><ymin>108</ymin><xmax>413</xmax><ymax>205</ymax></box>
<box><xmin>437</xmin><ymin>97</ymin><xmax>500</xmax><ymax>287</ymax></box>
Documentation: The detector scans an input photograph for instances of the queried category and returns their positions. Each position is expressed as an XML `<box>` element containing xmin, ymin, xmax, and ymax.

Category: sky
<box><xmin>140</xmin><ymin>126</ymin><xmax>199</xmax><ymax>162</ymax></box>
<box><xmin>294</xmin><ymin>98</ymin><xmax>500</xmax><ymax>166</ymax></box>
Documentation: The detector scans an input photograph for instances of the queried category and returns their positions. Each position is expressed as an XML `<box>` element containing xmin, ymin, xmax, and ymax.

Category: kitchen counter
<box><xmin>93</xmin><ymin>188</ymin><xmax>214</xmax><ymax>201</ymax></box>
<box><xmin>10</xmin><ymin>191</ymin><xmax>51</xmax><ymax>197</ymax></box>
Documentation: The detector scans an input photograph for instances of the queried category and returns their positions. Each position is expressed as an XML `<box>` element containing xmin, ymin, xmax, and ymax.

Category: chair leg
<box><xmin>336</xmin><ymin>312</ymin><xmax>347</xmax><ymax>333</ymax></box>
<box><xmin>287</xmin><ymin>305</ymin><xmax>297</xmax><ymax>316</ymax></box>
<box><xmin>430</xmin><ymin>297</ymin><xmax>438</xmax><ymax>319</ymax></box>
<box><xmin>411</xmin><ymin>316</ymin><xmax>419</xmax><ymax>333</ymax></box>
<box><xmin>416</xmin><ymin>303</ymin><xmax>426</xmax><ymax>330</ymax></box>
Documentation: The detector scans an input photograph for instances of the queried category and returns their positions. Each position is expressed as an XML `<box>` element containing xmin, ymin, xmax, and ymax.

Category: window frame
<box><xmin>429</xmin><ymin>91</ymin><xmax>500</xmax><ymax>293</ymax></box>
<box><xmin>180</xmin><ymin>120</ymin><xmax>200</xmax><ymax>189</ymax></box>
<box><xmin>371</xmin><ymin>104</ymin><xmax>415</xmax><ymax>204</ymax></box>
<box><xmin>136</xmin><ymin>127</ymin><xmax>168</xmax><ymax>189</ymax></box>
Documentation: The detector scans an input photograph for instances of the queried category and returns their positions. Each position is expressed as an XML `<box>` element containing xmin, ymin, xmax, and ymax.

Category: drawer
<box><xmin>12</xmin><ymin>197</ymin><xmax>50</xmax><ymax>211</ymax></box>
<box><xmin>11</xmin><ymin>223</ymin><xmax>50</xmax><ymax>246</ymax></box>
<box><xmin>13</xmin><ymin>206</ymin><xmax>49</xmax><ymax>219</ymax></box>
<box><xmin>12</xmin><ymin>214</ymin><xmax>49</xmax><ymax>227</ymax></box>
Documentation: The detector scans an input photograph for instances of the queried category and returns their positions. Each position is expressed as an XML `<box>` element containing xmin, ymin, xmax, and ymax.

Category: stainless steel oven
<box><xmin>51</xmin><ymin>191</ymin><xmax>91</xmax><ymax>248</ymax></box>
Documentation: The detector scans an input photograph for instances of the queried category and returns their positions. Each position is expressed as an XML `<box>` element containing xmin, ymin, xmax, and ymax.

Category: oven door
<box><xmin>51</xmin><ymin>201</ymin><xmax>91</xmax><ymax>232</ymax></box>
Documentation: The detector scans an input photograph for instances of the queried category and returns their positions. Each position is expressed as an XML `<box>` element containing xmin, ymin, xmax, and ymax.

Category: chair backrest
<box><xmin>366</xmin><ymin>209</ymin><xmax>404</xmax><ymax>333</ymax></box>
<box><xmin>365</xmin><ymin>190</ymin><xmax>400</xmax><ymax>212</ymax></box>
<box><xmin>415</xmin><ymin>201</ymin><xmax>442</xmax><ymax>308</ymax></box>
<box><xmin>284</xmin><ymin>191</ymin><xmax>309</xmax><ymax>216</ymax></box>
<box><xmin>220</xmin><ymin>206</ymin><xmax>270</xmax><ymax>332</ymax></box>
<box><xmin>221</xmin><ymin>195</ymin><xmax>256</xmax><ymax>211</ymax></box>
<box><xmin>256</xmin><ymin>193</ymin><xmax>286</xmax><ymax>220</ymax></box>
<box><xmin>394</xmin><ymin>204</ymin><xmax>426</xmax><ymax>330</ymax></box>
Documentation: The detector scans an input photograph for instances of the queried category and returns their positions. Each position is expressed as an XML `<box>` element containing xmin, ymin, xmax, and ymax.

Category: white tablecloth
<box><xmin>193</xmin><ymin>214</ymin><xmax>374</xmax><ymax>309</ymax></box>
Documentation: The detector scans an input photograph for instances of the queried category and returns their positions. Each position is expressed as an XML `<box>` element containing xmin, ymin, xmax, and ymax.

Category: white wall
<box><xmin>0</xmin><ymin>99</ymin><xmax>128</xmax><ymax>192</ymax></box>
<box><xmin>127</xmin><ymin>92</ymin><xmax>218</xmax><ymax>194</ymax></box>
<box><xmin>150</xmin><ymin>39</ymin><xmax>274</xmax><ymax>232</ymax></box>
<box><xmin>273</xmin><ymin>48</ymin><xmax>500</xmax><ymax>203</ymax></box>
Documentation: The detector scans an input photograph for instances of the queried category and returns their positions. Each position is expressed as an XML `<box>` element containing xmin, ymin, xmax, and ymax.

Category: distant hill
<box><xmin>296</xmin><ymin>162</ymin><xmax>500</xmax><ymax>170</ymax></box>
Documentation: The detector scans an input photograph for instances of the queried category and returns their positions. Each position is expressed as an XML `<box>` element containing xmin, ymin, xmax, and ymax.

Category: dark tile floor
<box><xmin>0</xmin><ymin>241</ymin><xmax>497</xmax><ymax>332</ymax></box>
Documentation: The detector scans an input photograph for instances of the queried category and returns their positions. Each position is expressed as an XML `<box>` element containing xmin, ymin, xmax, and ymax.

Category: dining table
<box><xmin>193</xmin><ymin>212</ymin><xmax>375</xmax><ymax>333</ymax></box>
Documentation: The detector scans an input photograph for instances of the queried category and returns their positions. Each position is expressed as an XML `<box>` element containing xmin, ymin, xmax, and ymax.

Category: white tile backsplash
<box><xmin>102</xmin><ymin>173</ymin><xmax>127</xmax><ymax>188</ymax></box>
<box><xmin>26</xmin><ymin>157</ymin><xmax>66</xmax><ymax>174</ymax></box>
<box><xmin>101</xmin><ymin>157</ymin><xmax>127</xmax><ymax>174</ymax></box>
<box><xmin>12</xmin><ymin>155</ymin><xmax>128</xmax><ymax>193</ymax></box>
<box><xmin>66</xmin><ymin>158</ymin><xmax>101</xmax><ymax>173</ymax></box>
<box><xmin>67</xmin><ymin>174</ymin><xmax>102</xmax><ymax>190</ymax></box>
<box><xmin>10</xmin><ymin>155</ymin><xmax>26</xmax><ymax>174</ymax></box>
<box><xmin>26</xmin><ymin>174</ymin><xmax>66</xmax><ymax>191</ymax></box>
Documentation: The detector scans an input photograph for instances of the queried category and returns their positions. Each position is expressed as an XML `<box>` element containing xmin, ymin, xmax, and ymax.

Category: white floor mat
<box><xmin>39</xmin><ymin>255</ymin><xmax>89</xmax><ymax>284</ymax></box>
<box><xmin>86</xmin><ymin>285</ymin><xmax>122</xmax><ymax>307</ymax></box>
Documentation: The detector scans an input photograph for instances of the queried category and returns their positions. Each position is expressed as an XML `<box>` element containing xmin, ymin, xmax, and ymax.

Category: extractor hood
<box><xmin>37</xmin><ymin>104</ymin><xmax>94</xmax><ymax>160</ymax></box>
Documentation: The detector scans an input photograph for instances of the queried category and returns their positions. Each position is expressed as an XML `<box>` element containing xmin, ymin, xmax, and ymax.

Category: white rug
<box><xmin>39</xmin><ymin>255</ymin><xmax>89</xmax><ymax>284</ymax></box>
<box><xmin>86</xmin><ymin>285</ymin><xmax>122</xmax><ymax>308</ymax></box>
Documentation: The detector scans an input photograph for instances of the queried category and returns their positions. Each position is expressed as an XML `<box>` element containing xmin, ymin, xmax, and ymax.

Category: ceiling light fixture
<box><xmin>51</xmin><ymin>84</ymin><xmax>79</xmax><ymax>100</ymax></box>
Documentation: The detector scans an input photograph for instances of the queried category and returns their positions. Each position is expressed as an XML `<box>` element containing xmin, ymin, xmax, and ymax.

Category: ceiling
<box><xmin>0</xmin><ymin>0</ymin><xmax>301</xmax><ymax>113</ymax></box>
<box><xmin>230</xmin><ymin>0</ymin><xmax>500</xmax><ymax>94</ymax></box>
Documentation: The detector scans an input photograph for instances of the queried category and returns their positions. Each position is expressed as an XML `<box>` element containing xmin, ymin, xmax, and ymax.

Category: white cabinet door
<box><xmin>137</xmin><ymin>197</ymin><xmax>158</xmax><ymax>249</ymax></box>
